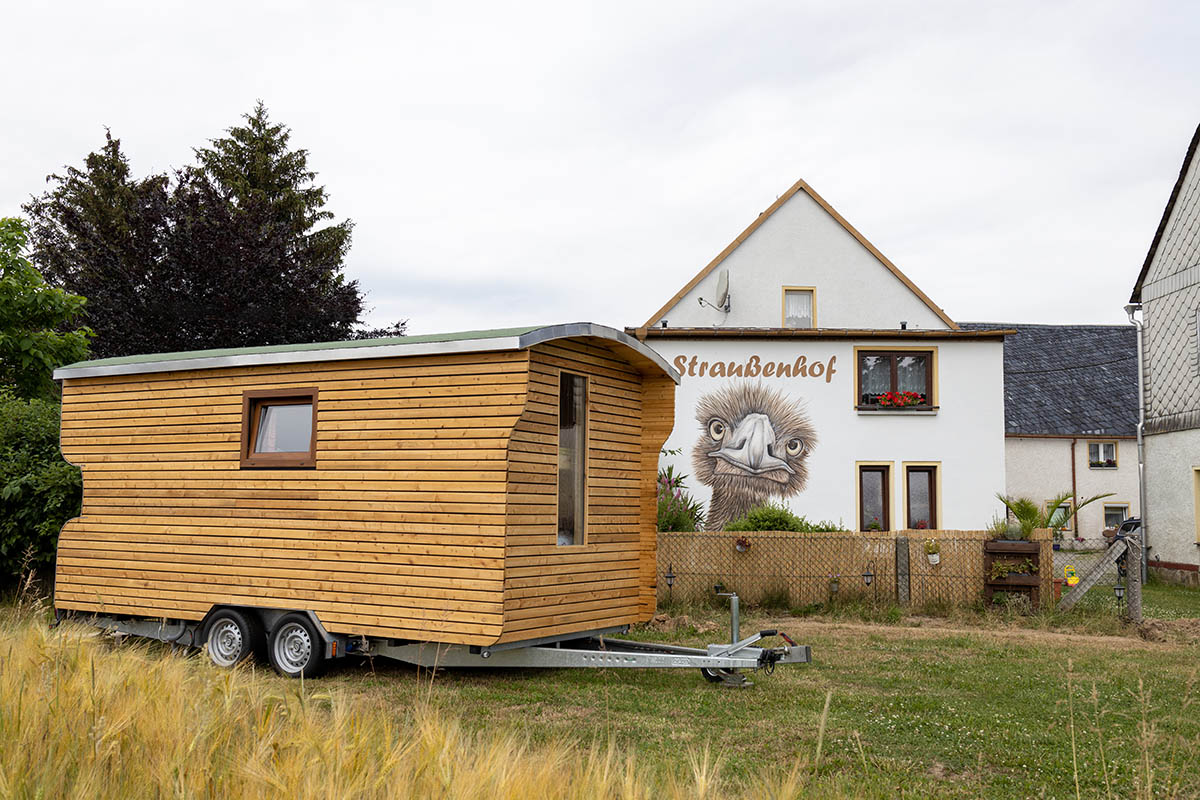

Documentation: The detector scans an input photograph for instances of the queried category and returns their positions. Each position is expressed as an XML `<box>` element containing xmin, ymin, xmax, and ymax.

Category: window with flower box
<box><xmin>856</xmin><ymin>349</ymin><xmax>935</xmax><ymax>409</ymax></box>
<box><xmin>1088</xmin><ymin>441</ymin><xmax>1117</xmax><ymax>469</ymax></box>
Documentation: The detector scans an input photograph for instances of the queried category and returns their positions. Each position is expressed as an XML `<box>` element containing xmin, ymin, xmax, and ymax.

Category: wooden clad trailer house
<box><xmin>52</xmin><ymin>323</ymin><xmax>681</xmax><ymax>676</ymax></box>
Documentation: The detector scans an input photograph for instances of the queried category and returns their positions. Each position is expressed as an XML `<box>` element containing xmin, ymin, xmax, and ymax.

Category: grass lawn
<box><xmin>4</xmin><ymin>580</ymin><xmax>1198</xmax><ymax>798</ymax></box>
<box><xmin>325</xmin><ymin>584</ymin><xmax>1200</xmax><ymax>798</ymax></box>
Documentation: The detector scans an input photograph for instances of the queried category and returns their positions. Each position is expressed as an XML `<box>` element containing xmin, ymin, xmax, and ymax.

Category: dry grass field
<box><xmin>2</xmin><ymin>584</ymin><xmax>1200</xmax><ymax>799</ymax></box>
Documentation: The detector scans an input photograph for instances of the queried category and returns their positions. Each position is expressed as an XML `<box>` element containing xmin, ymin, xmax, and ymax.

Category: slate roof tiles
<box><xmin>960</xmin><ymin>323</ymin><xmax>1138</xmax><ymax>437</ymax></box>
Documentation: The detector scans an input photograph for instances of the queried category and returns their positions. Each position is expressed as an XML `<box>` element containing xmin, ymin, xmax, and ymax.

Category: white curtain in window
<box><xmin>784</xmin><ymin>290</ymin><xmax>813</xmax><ymax>328</ymax></box>
<box><xmin>896</xmin><ymin>356</ymin><xmax>927</xmax><ymax>396</ymax></box>
<box><xmin>255</xmin><ymin>404</ymin><xmax>313</xmax><ymax>453</ymax></box>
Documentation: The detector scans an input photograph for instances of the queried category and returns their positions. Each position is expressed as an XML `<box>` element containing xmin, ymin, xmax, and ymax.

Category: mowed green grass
<box><xmin>328</xmin><ymin>591</ymin><xmax>1200</xmax><ymax>799</ymax></box>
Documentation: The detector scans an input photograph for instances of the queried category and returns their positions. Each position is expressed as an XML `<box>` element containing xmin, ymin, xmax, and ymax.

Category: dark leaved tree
<box><xmin>24</xmin><ymin>104</ymin><xmax>386</xmax><ymax>357</ymax></box>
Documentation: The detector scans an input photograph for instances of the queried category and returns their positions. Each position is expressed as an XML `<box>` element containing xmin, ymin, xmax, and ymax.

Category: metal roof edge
<box><xmin>53</xmin><ymin>323</ymin><xmax>682</xmax><ymax>383</ymax></box>
<box><xmin>520</xmin><ymin>323</ymin><xmax>680</xmax><ymax>383</ymax></box>
<box><xmin>53</xmin><ymin>336</ymin><xmax>527</xmax><ymax>380</ymax></box>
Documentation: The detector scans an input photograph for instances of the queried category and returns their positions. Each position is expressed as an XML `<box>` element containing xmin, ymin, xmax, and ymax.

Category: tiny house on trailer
<box><xmin>53</xmin><ymin>323</ymin><xmax>810</xmax><ymax>682</ymax></box>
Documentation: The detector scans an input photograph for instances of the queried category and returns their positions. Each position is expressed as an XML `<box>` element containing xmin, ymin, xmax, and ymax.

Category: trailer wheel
<box><xmin>268</xmin><ymin>613</ymin><xmax>326</xmax><ymax>678</ymax></box>
<box><xmin>700</xmin><ymin>667</ymin><xmax>737</xmax><ymax>683</ymax></box>
<box><xmin>205</xmin><ymin>609</ymin><xmax>261</xmax><ymax>668</ymax></box>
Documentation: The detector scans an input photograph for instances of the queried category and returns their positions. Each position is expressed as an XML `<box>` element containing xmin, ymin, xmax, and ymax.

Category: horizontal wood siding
<box><xmin>498</xmin><ymin>339</ymin><xmax>653</xmax><ymax>643</ymax></box>
<box><xmin>55</xmin><ymin>350</ymin><xmax>528</xmax><ymax>645</ymax></box>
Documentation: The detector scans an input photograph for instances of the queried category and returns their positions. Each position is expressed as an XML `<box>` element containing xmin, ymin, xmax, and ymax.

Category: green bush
<box><xmin>656</xmin><ymin>466</ymin><xmax>704</xmax><ymax>532</ymax></box>
<box><xmin>0</xmin><ymin>392</ymin><xmax>81</xmax><ymax>582</ymax></box>
<box><xmin>724</xmin><ymin>503</ymin><xmax>845</xmax><ymax>533</ymax></box>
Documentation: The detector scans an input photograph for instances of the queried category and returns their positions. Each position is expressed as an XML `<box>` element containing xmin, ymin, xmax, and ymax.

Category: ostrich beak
<box><xmin>707</xmin><ymin>412</ymin><xmax>794</xmax><ymax>483</ymax></box>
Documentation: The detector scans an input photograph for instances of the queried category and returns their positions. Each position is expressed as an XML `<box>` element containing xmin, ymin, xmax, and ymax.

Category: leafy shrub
<box><xmin>724</xmin><ymin>503</ymin><xmax>845</xmax><ymax>533</ymax></box>
<box><xmin>656</xmin><ymin>466</ymin><xmax>704</xmax><ymax>532</ymax></box>
<box><xmin>0</xmin><ymin>392</ymin><xmax>81</xmax><ymax>582</ymax></box>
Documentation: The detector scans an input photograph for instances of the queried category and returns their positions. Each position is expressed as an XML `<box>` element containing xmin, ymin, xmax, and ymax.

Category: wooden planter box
<box><xmin>983</xmin><ymin>540</ymin><xmax>1042</xmax><ymax>609</ymax></box>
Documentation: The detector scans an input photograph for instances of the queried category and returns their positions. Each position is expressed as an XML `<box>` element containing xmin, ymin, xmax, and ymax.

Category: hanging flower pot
<box><xmin>923</xmin><ymin>538</ymin><xmax>941</xmax><ymax>566</ymax></box>
<box><xmin>734</xmin><ymin>536</ymin><xmax>751</xmax><ymax>553</ymax></box>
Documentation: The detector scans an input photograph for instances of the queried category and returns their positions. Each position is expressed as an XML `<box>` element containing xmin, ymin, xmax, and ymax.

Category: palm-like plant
<box><xmin>995</xmin><ymin>491</ymin><xmax>1114</xmax><ymax>538</ymax></box>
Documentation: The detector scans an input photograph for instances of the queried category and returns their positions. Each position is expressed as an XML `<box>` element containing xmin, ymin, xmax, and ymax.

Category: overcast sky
<box><xmin>3</xmin><ymin>1</ymin><xmax>1197</xmax><ymax>335</ymax></box>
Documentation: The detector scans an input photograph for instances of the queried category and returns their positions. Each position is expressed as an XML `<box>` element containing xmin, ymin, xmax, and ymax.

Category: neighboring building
<box><xmin>631</xmin><ymin>179</ymin><xmax>1007</xmax><ymax>531</ymax></box>
<box><xmin>1130</xmin><ymin>123</ymin><xmax>1200</xmax><ymax>579</ymax></box>
<box><xmin>961</xmin><ymin>323</ymin><xmax>1139</xmax><ymax>539</ymax></box>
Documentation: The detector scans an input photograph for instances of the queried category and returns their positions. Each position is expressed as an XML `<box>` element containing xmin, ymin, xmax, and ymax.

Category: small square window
<box><xmin>1103</xmin><ymin>504</ymin><xmax>1129</xmax><ymax>530</ymax></box>
<box><xmin>1047</xmin><ymin>500</ymin><xmax>1073</xmax><ymax>532</ymax></box>
<box><xmin>241</xmin><ymin>389</ymin><xmax>317</xmax><ymax>468</ymax></box>
<box><xmin>1087</xmin><ymin>441</ymin><xmax>1117</xmax><ymax>469</ymax></box>
<box><xmin>782</xmin><ymin>288</ymin><xmax>815</xmax><ymax>328</ymax></box>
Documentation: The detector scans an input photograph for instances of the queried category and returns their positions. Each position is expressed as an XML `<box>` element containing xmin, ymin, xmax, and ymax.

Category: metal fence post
<box><xmin>895</xmin><ymin>537</ymin><xmax>910</xmax><ymax>606</ymax></box>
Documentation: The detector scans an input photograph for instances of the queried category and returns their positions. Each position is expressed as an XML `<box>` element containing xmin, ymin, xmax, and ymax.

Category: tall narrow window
<box><xmin>558</xmin><ymin>372</ymin><xmax>587</xmax><ymax>546</ymax></box>
<box><xmin>240</xmin><ymin>389</ymin><xmax>318</xmax><ymax>468</ymax></box>
<box><xmin>782</xmin><ymin>288</ymin><xmax>815</xmax><ymax>328</ymax></box>
<box><xmin>906</xmin><ymin>466</ymin><xmax>937</xmax><ymax>529</ymax></box>
<box><xmin>859</xmin><ymin>465</ymin><xmax>889</xmax><ymax>531</ymax></box>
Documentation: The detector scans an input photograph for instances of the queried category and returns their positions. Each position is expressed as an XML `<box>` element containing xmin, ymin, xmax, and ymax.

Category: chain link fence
<box><xmin>657</xmin><ymin>530</ymin><xmax>1054</xmax><ymax>610</ymax></box>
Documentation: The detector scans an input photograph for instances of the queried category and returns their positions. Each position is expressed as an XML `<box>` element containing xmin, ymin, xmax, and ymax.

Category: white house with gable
<box><xmin>631</xmin><ymin>179</ymin><xmax>1007</xmax><ymax>532</ymax></box>
<box><xmin>1130</xmin><ymin>123</ymin><xmax>1200</xmax><ymax>582</ymax></box>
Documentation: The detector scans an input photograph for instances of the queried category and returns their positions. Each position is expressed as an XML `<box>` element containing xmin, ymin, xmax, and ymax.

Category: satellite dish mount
<box><xmin>698</xmin><ymin>269</ymin><xmax>732</xmax><ymax>313</ymax></box>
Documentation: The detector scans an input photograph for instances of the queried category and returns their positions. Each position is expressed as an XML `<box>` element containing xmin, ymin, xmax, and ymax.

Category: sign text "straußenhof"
<box><xmin>672</xmin><ymin>354</ymin><xmax>837</xmax><ymax>383</ymax></box>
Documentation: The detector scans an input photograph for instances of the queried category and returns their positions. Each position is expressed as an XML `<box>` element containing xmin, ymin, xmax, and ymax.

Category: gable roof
<box><xmin>960</xmin><ymin>323</ymin><xmax>1137</xmax><ymax>437</ymax></box>
<box><xmin>53</xmin><ymin>323</ymin><xmax>679</xmax><ymax>382</ymax></box>
<box><xmin>642</xmin><ymin>178</ymin><xmax>959</xmax><ymax>330</ymax></box>
<box><xmin>1131</xmin><ymin>123</ymin><xmax>1200</xmax><ymax>303</ymax></box>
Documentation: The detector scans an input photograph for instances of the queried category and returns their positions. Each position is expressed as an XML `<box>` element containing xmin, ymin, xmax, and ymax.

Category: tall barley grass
<box><xmin>0</xmin><ymin>609</ymin><xmax>856</xmax><ymax>799</ymax></box>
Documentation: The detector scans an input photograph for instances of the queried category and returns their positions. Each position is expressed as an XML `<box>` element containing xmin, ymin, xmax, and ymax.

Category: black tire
<box><xmin>700</xmin><ymin>667</ymin><xmax>737</xmax><ymax>683</ymax></box>
<box><xmin>204</xmin><ymin>608</ymin><xmax>263</xmax><ymax>668</ymax></box>
<box><xmin>268</xmin><ymin>612</ymin><xmax>326</xmax><ymax>679</ymax></box>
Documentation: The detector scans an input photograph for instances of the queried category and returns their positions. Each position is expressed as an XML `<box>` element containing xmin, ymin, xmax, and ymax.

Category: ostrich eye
<box><xmin>707</xmin><ymin>419</ymin><xmax>726</xmax><ymax>440</ymax></box>
<box><xmin>785</xmin><ymin>438</ymin><xmax>804</xmax><ymax>456</ymax></box>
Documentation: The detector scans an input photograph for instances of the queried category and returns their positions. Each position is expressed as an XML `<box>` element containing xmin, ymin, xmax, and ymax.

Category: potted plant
<box><xmin>828</xmin><ymin>573</ymin><xmax>840</xmax><ymax>594</ymax></box>
<box><xmin>994</xmin><ymin>491</ymin><xmax>1113</xmax><ymax>540</ymax></box>
<box><xmin>864</xmin><ymin>517</ymin><xmax>883</xmax><ymax>531</ymax></box>
<box><xmin>734</xmin><ymin>535</ymin><xmax>751</xmax><ymax>553</ymax></box>
<box><xmin>924</xmin><ymin>538</ymin><xmax>941</xmax><ymax>565</ymax></box>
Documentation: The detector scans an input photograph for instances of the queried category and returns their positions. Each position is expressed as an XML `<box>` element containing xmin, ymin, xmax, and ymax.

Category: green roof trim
<box><xmin>57</xmin><ymin>326</ymin><xmax>546</xmax><ymax>371</ymax></box>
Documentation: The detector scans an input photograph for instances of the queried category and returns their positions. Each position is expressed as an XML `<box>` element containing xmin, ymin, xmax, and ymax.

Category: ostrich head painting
<box><xmin>692</xmin><ymin>382</ymin><xmax>816</xmax><ymax>530</ymax></box>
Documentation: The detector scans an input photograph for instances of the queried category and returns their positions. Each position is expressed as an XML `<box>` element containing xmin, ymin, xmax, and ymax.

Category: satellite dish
<box><xmin>715</xmin><ymin>269</ymin><xmax>730</xmax><ymax>308</ymax></box>
<box><xmin>698</xmin><ymin>269</ymin><xmax>732</xmax><ymax>313</ymax></box>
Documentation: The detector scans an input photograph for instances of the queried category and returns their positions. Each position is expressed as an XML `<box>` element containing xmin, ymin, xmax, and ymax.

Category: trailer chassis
<box><xmin>66</xmin><ymin>592</ymin><xmax>810</xmax><ymax>686</ymax></box>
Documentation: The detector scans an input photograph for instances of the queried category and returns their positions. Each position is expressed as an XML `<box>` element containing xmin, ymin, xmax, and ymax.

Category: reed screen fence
<box><xmin>657</xmin><ymin>529</ymin><xmax>1054</xmax><ymax>609</ymax></box>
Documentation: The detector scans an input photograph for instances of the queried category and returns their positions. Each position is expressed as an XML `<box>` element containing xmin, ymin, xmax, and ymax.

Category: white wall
<box><xmin>652</xmin><ymin>189</ymin><xmax>951</xmax><ymax>331</ymax></box>
<box><xmin>1004</xmin><ymin>437</ymin><xmax>1139</xmax><ymax>538</ymax></box>
<box><xmin>650</xmin><ymin>337</ymin><xmax>1005</xmax><ymax>530</ymax></box>
<box><xmin>1145</xmin><ymin>429</ymin><xmax>1200</xmax><ymax>567</ymax></box>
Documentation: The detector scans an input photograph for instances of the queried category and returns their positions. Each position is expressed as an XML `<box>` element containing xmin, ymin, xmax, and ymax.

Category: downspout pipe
<box><xmin>1125</xmin><ymin>303</ymin><xmax>1148</xmax><ymax>583</ymax></box>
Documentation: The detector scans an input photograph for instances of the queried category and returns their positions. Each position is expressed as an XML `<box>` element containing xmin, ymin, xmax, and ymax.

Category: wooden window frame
<box><xmin>857</xmin><ymin>463</ymin><xmax>891</xmax><ymax>532</ymax></box>
<box><xmin>854</xmin><ymin>348</ymin><xmax>937</xmax><ymax>410</ymax></box>
<box><xmin>904</xmin><ymin>464</ymin><xmax>939</xmax><ymax>530</ymax></box>
<box><xmin>1087</xmin><ymin>440</ymin><xmax>1118</xmax><ymax>469</ymax></box>
<box><xmin>240</xmin><ymin>388</ymin><xmax>318</xmax><ymax>469</ymax></box>
<box><xmin>555</xmin><ymin>371</ymin><xmax>589</xmax><ymax>547</ymax></box>
<box><xmin>780</xmin><ymin>286</ymin><xmax>817</xmax><ymax>328</ymax></box>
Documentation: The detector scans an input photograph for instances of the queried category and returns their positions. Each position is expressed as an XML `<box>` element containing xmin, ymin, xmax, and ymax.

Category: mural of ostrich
<box><xmin>692</xmin><ymin>382</ymin><xmax>816</xmax><ymax>530</ymax></box>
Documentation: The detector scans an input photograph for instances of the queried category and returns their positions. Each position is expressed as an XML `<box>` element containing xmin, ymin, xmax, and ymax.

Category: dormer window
<box><xmin>782</xmin><ymin>287</ymin><xmax>815</xmax><ymax>328</ymax></box>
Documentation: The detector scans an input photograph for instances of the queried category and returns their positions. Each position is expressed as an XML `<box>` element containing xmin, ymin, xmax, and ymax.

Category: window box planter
<box><xmin>856</xmin><ymin>407</ymin><xmax>939</xmax><ymax>417</ymax></box>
